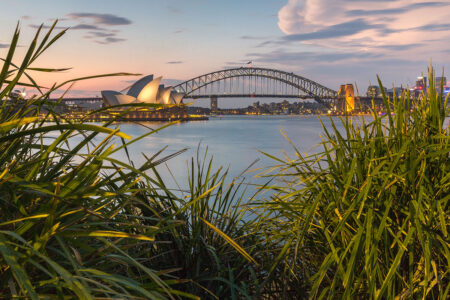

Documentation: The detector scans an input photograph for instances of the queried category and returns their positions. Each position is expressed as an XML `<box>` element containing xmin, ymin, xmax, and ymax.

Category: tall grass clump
<box><xmin>128</xmin><ymin>148</ymin><xmax>262</xmax><ymax>299</ymax></box>
<box><xmin>0</xmin><ymin>22</ymin><xmax>263</xmax><ymax>299</ymax></box>
<box><xmin>0</xmin><ymin>22</ymin><xmax>194</xmax><ymax>299</ymax></box>
<box><xmin>258</xmin><ymin>69</ymin><xmax>449</xmax><ymax>299</ymax></box>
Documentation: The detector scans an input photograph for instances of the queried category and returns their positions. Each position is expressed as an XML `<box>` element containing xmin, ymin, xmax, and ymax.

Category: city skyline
<box><xmin>1</xmin><ymin>0</ymin><xmax>449</xmax><ymax>107</ymax></box>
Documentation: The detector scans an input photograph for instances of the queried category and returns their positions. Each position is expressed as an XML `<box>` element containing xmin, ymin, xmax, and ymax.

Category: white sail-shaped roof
<box><xmin>136</xmin><ymin>76</ymin><xmax>162</xmax><ymax>103</ymax></box>
<box><xmin>101</xmin><ymin>91</ymin><xmax>137</xmax><ymax>106</ymax></box>
<box><xmin>159</xmin><ymin>87</ymin><xmax>173</xmax><ymax>104</ymax></box>
<box><xmin>127</xmin><ymin>75</ymin><xmax>154</xmax><ymax>98</ymax></box>
<box><xmin>101</xmin><ymin>91</ymin><xmax>122</xmax><ymax>106</ymax></box>
<box><xmin>115</xmin><ymin>94</ymin><xmax>138</xmax><ymax>105</ymax></box>
<box><xmin>102</xmin><ymin>75</ymin><xmax>185</xmax><ymax>107</ymax></box>
<box><xmin>170</xmin><ymin>92</ymin><xmax>184</xmax><ymax>104</ymax></box>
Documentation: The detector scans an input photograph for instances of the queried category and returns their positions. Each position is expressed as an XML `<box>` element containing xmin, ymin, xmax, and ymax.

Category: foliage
<box><xmin>1</xmin><ymin>20</ymin><xmax>448</xmax><ymax>300</ymax></box>
<box><xmin>257</xmin><ymin>68</ymin><xmax>449</xmax><ymax>299</ymax></box>
<box><xmin>128</xmin><ymin>148</ymin><xmax>262</xmax><ymax>299</ymax></box>
<box><xmin>0</xmin><ymin>21</ymin><xmax>260</xmax><ymax>299</ymax></box>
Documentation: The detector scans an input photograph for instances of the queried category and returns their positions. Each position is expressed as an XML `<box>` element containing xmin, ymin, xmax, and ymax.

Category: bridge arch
<box><xmin>173</xmin><ymin>67</ymin><xmax>338</xmax><ymax>105</ymax></box>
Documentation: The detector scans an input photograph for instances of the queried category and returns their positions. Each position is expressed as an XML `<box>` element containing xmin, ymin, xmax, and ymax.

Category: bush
<box><xmin>0</xmin><ymin>21</ymin><xmax>261</xmax><ymax>299</ymax></box>
<box><xmin>257</xmin><ymin>70</ymin><xmax>449</xmax><ymax>299</ymax></box>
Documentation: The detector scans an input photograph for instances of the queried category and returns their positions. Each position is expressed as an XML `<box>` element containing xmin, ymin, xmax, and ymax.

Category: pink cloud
<box><xmin>277</xmin><ymin>0</ymin><xmax>450</xmax><ymax>57</ymax></box>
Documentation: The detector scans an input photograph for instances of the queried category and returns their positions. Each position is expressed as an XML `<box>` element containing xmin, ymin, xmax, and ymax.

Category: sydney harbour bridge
<box><xmin>58</xmin><ymin>67</ymin><xmax>357</xmax><ymax>111</ymax></box>
<box><xmin>172</xmin><ymin>67</ymin><xmax>338</xmax><ymax>107</ymax></box>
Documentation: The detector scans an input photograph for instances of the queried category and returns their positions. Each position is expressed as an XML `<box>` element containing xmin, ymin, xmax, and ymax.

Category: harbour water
<box><xmin>111</xmin><ymin>115</ymin><xmax>346</xmax><ymax>194</ymax></box>
<box><xmin>64</xmin><ymin>114</ymin><xmax>450</xmax><ymax>197</ymax></box>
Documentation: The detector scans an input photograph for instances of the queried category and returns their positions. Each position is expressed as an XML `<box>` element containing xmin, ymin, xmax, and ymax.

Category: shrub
<box><xmin>258</xmin><ymin>69</ymin><xmax>449</xmax><ymax>299</ymax></box>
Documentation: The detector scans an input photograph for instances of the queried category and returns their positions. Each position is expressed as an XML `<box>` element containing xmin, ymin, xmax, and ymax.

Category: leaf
<box><xmin>62</xmin><ymin>230</ymin><xmax>155</xmax><ymax>241</ymax></box>
<box><xmin>200</xmin><ymin>217</ymin><xmax>258</xmax><ymax>265</ymax></box>
<box><xmin>0</xmin><ymin>234</ymin><xmax>38</xmax><ymax>299</ymax></box>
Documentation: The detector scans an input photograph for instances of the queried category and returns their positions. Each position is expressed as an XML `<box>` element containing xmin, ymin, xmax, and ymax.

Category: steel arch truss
<box><xmin>173</xmin><ymin>67</ymin><xmax>338</xmax><ymax>103</ymax></box>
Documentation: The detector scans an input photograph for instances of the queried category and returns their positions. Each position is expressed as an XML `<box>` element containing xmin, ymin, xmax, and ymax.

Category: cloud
<box><xmin>166</xmin><ymin>61</ymin><xmax>184</xmax><ymax>64</ymax></box>
<box><xmin>87</xmin><ymin>31</ymin><xmax>116</xmax><ymax>38</ymax></box>
<box><xmin>71</xmin><ymin>24</ymin><xmax>103</xmax><ymax>30</ymax></box>
<box><xmin>29</xmin><ymin>24</ymin><xmax>66</xmax><ymax>30</ymax></box>
<box><xmin>95</xmin><ymin>37</ymin><xmax>126</xmax><ymax>44</ymax></box>
<box><xmin>347</xmin><ymin>1</ymin><xmax>449</xmax><ymax>17</ymax></box>
<box><xmin>240</xmin><ymin>35</ymin><xmax>268</xmax><ymax>40</ymax></box>
<box><xmin>0</xmin><ymin>43</ymin><xmax>10</xmax><ymax>48</ymax></box>
<box><xmin>275</xmin><ymin>0</ymin><xmax>450</xmax><ymax>62</ymax></box>
<box><xmin>238</xmin><ymin>1</ymin><xmax>449</xmax><ymax>93</ymax></box>
<box><xmin>66</xmin><ymin>13</ymin><xmax>132</xmax><ymax>26</ymax></box>
<box><xmin>283</xmin><ymin>19</ymin><xmax>380</xmax><ymax>41</ymax></box>
<box><xmin>45</xmin><ymin>12</ymin><xmax>133</xmax><ymax>44</ymax></box>
<box><xmin>247</xmin><ymin>49</ymin><xmax>380</xmax><ymax>66</ymax></box>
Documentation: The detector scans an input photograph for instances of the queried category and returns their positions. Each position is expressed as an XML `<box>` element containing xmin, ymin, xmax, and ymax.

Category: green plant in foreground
<box><xmin>2</xmin><ymin>19</ymin><xmax>448</xmax><ymax>300</ymax></box>
<box><xmin>0</xmin><ymin>21</ymin><xmax>260</xmax><ymax>299</ymax></box>
<box><xmin>257</xmin><ymin>69</ymin><xmax>449</xmax><ymax>299</ymax></box>
<box><xmin>126</xmin><ymin>147</ymin><xmax>262</xmax><ymax>299</ymax></box>
<box><xmin>0</xmin><ymin>22</ymin><xmax>187</xmax><ymax>299</ymax></box>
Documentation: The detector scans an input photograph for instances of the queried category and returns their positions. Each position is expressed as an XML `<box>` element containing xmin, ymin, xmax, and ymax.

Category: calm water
<box><xmin>61</xmin><ymin>114</ymin><xmax>449</xmax><ymax>196</ymax></box>
<box><xmin>111</xmin><ymin>115</ymin><xmax>343</xmax><ymax>192</ymax></box>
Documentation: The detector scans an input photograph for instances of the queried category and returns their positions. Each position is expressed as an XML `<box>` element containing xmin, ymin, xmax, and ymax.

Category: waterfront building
<box><xmin>413</xmin><ymin>76</ymin><xmax>427</xmax><ymax>97</ymax></box>
<box><xmin>387</xmin><ymin>87</ymin><xmax>404</xmax><ymax>97</ymax></box>
<box><xmin>366</xmin><ymin>85</ymin><xmax>380</xmax><ymax>98</ymax></box>
<box><xmin>95</xmin><ymin>75</ymin><xmax>203</xmax><ymax>121</ymax></box>
<box><xmin>101</xmin><ymin>74</ymin><xmax>182</xmax><ymax>106</ymax></box>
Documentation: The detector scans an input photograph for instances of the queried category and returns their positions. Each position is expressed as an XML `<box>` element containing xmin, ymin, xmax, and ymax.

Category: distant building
<box><xmin>387</xmin><ymin>87</ymin><xmax>404</xmax><ymax>98</ymax></box>
<box><xmin>101</xmin><ymin>74</ymin><xmax>184</xmax><ymax>106</ymax></box>
<box><xmin>366</xmin><ymin>85</ymin><xmax>379</xmax><ymax>98</ymax></box>
<box><xmin>281</xmin><ymin>100</ymin><xmax>289</xmax><ymax>111</ymax></box>
<box><xmin>413</xmin><ymin>76</ymin><xmax>427</xmax><ymax>97</ymax></box>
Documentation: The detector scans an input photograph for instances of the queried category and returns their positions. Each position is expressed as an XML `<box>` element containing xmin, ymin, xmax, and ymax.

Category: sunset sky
<box><xmin>1</xmin><ymin>0</ymin><xmax>449</xmax><ymax>104</ymax></box>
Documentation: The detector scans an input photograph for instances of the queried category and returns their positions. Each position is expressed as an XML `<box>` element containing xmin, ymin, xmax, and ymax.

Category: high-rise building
<box><xmin>366</xmin><ymin>85</ymin><xmax>379</xmax><ymax>97</ymax></box>
<box><xmin>413</xmin><ymin>76</ymin><xmax>427</xmax><ymax>97</ymax></box>
<box><xmin>415</xmin><ymin>77</ymin><xmax>427</xmax><ymax>91</ymax></box>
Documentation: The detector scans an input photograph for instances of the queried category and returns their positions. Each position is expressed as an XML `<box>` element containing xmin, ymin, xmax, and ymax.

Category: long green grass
<box><xmin>256</xmin><ymin>70</ymin><xmax>449</xmax><ymax>299</ymax></box>
<box><xmin>1</xmin><ymin>21</ymin><xmax>448</xmax><ymax>299</ymax></box>
<box><xmin>0</xmin><ymin>22</ymin><xmax>262</xmax><ymax>299</ymax></box>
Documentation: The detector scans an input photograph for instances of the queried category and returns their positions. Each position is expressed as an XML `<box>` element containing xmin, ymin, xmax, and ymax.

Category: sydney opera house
<box><xmin>91</xmin><ymin>75</ymin><xmax>206</xmax><ymax>121</ymax></box>
<box><xmin>101</xmin><ymin>75</ymin><xmax>184</xmax><ymax>106</ymax></box>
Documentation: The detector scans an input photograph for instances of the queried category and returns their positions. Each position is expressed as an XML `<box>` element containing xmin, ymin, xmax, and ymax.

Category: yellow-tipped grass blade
<box><xmin>200</xmin><ymin>217</ymin><xmax>258</xmax><ymax>265</ymax></box>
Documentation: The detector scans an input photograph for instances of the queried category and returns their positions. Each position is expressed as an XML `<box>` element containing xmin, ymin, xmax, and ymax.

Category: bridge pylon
<box><xmin>337</xmin><ymin>84</ymin><xmax>355</xmax><ymax>113</ymax></box>
<box><xmin>210</xmin><ymin>96</ymin><xmax>218</xmax><ymax>114</ymax></box>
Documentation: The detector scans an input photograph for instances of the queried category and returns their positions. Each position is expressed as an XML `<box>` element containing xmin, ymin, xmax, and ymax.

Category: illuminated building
<box><xmin>366</xmin><ymin>85</ymin><xmax>379</xmax><ymax>97</ymax></box>
<box><xmin>101</xmin><ymin>75</ymin><xmax>183</xmax><ymax>106</ymax></box>
<box><xmin>413</xmin><ymin>76</ymin><xmax>427</xmax><ymax>97</ymax></box>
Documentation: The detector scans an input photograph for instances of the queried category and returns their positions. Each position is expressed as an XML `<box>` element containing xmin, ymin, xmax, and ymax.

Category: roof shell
<box><xmin>127</xmin><ymin>75</ymin><xmax>154</xmax><ymax>98</ymax></box>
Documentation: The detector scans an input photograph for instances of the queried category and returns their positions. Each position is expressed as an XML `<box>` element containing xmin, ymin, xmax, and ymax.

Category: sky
<box><xmin>0</xmin><ymin>0</ymin><xmax>449</xmax><ymax>107</ymax></box>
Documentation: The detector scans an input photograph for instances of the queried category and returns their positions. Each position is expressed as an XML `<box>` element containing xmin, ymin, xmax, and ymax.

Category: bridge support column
<box><xmin>210</xmin><ymin>96</ymin><xmax>218</xmax><ymax>114</ymax></box>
